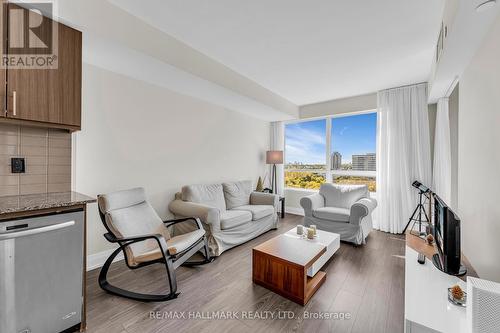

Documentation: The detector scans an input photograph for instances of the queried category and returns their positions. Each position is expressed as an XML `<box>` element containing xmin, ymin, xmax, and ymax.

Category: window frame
<box><xmin>284</xmin><ymin>109</ymin><xmax>377</xmax><ymax>191</ymax></box>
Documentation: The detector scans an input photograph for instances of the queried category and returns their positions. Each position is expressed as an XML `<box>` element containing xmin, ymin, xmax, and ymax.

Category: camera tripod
<box><xmin>403</xmin><ymin>188</ymin><xmax>431</xmax><ymax>236</ymax></box>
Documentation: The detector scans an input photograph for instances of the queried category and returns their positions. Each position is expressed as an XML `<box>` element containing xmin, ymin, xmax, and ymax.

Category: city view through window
<box><xmin>285</xmin><ymin>113</ymin><xmax>377</xmax><ymax>191</ymax></box>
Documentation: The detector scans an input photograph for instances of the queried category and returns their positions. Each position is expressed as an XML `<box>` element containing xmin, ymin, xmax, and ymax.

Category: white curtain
<box><xmin>375</xmin><ymin>83</ymin><xmax>432</xmax><ymax>233</ymax></box>
<box><xmin>270</xmin><ymin>121</ymin><xmax>285</xmax><ymax>196</ymax></box>
<box><xmin>432</xmin><ymin>98</ymin><xmax>452</xmax><ymax>204</ymax></box>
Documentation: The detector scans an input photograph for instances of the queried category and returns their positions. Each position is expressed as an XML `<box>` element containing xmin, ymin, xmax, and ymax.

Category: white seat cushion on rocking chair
<box><xmin>168</xmin><ymin>229</ymin><xmax>205</xmax><ymax>255</ymax></box>
<box><xmin>134</xmin><ymin>229</ymin><xmax>206</xmax><ymax>264</ymax></box>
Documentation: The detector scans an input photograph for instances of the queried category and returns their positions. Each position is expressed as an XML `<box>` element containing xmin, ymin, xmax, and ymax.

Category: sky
<box><xmin>285</xmin><ymin>113</ymin><xmax>377</xmax><ymax>164</ymax></box>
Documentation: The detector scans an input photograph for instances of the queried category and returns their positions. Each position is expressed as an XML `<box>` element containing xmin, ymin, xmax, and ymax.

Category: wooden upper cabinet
<box><xmin>3</xmin><ymin>3</ymin><xmax>82</xmax><ymax>129</ymax></box>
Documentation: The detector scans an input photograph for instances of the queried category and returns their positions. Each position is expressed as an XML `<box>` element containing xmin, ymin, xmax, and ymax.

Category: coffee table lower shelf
<box><xmin>306</xmin><ymin>271</ymin><xmax>327</xmax><ymax>301</ymax></box>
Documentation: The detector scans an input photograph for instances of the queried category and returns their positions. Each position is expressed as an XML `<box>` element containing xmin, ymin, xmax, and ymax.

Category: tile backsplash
<box><xmin>0</xmin><ymin>124</ymin><xmax>71</xmax><ymax>197</ymax></box>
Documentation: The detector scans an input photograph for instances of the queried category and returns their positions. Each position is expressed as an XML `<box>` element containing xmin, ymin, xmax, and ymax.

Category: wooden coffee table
<box><xmin>252</xmin><ymin>228</ymin><xmax>340</xmax><ymax>305</ymax></box>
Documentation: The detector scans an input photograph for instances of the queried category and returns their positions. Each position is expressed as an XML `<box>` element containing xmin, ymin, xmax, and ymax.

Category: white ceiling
<box><xmin>22</xmin><ymin>0</ymin><xmax>299</xmax><ymax>121</ymax></box>
<box><xmin>109</xmin><ymin>0</ymin><xmax>444</xmax><ymax>106</ymax></box>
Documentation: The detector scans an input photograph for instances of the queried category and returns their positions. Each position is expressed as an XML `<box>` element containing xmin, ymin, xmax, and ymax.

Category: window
<box><xmin>284</xmin><ymin>119</ymin><xmax>326</xmax><ymax>189</ymax></box>
<box><xmin>330</xmin><ymin>113</ymin><xmax>377</xmax><ymax>192</ymax></box>
<box><xmin>285</xmin><ymin>112</ymin><xmax>377</xmax><ymax>191</ymax></box>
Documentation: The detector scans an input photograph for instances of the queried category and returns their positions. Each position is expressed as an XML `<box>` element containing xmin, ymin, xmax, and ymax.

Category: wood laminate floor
<box><xmin>86</xmin><ymin>214</ymin><xmax>406</xmax><ymax>333</ymax></box>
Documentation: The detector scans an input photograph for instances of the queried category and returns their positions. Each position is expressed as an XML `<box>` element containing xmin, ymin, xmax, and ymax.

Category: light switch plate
<box><xmin>11</xmin><ymin>157</ymin><xmax>25</xmax><ymax>173</ymax></box>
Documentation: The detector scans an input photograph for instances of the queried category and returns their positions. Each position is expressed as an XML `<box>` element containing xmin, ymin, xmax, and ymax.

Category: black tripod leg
<box><xmin>403</xmin><ymin>204</ymin><xmax>420</xmax><ymax>234</ymax></box>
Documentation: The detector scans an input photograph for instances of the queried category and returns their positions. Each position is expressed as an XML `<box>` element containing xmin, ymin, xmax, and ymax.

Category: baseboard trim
<box><xmin>87</xmin><ymin>248</ymin><xmax>124</xmax><ymax>272</ymax></box>
<box><xmin>285</xmin><ymin>206</ymin><xmax>304</xmax><ymax>216</ymax></box>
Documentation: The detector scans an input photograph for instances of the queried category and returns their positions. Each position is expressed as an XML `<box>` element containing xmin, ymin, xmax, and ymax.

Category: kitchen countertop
<box><xmin>0</xmin><ymin>191</ymin><xmax>96</xmax><ymax>215</ymax></box>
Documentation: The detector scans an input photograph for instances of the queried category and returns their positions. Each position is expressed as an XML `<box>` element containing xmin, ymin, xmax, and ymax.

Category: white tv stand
<box><xmin>404</xmin><ymin>233</ymin><xmax>477</xmax><ymax>333</ymax></box>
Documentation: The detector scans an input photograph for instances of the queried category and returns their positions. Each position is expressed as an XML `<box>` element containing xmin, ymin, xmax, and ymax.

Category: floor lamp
<box><xmin>266</xmin><ymin>150</ymin><xmax>283</xmax><ymax>194</ymax></box>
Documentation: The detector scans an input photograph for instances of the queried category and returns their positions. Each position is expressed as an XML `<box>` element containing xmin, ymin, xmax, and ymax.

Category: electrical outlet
<box><xmin>11</xmin><ymin>157</ymin><xmax>25</xmax><ymax>173</ymax></box>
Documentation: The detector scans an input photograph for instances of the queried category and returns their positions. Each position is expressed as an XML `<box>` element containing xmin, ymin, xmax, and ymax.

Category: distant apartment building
<box><xmin>352</xmin><ymin>153</ymin><xmax>376</xmax><ymax>171</ymax></box>
<box><xmin>331</xmin><ymin>152</ymin><xmax>342</xmax><ymax>170</ymax></box>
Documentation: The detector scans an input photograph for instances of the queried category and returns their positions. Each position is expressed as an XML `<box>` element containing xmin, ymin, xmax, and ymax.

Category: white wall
<box><xmin>458</xmin><ymin>13</ymin><xmax>500</xmax><ymax>282</ymax></box>
<box><xmin>299</xmin><ymin>93</ymin><xmax>377</xmax><ymax>119</ymax></box>
<box><xmin>75</xmin><ymin>64</ymin><xmax>270</xmax><ymax>256</ymax></box>
<box><xmin>449</xmin><ymin>85</ymin><xmax>459</xmax><ymax>209</ymax></box>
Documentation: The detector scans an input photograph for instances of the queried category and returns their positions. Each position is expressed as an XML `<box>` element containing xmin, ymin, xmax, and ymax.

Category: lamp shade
<box><xmin>266</xmin><ymin>150</ymin><xmax>283</xmax><ymax>164</ymax></box>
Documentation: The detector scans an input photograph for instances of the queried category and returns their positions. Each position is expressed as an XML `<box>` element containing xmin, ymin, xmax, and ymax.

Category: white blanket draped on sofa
<box><xmin>375</xmin><ymin>83</ymin><xmax>432</xmax><ymax>234</ymax></box>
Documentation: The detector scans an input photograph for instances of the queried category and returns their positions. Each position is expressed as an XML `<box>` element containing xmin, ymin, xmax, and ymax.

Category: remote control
<box><xmin>417</xmin><ymin>253</ymin><xmax>426</xmax><ymax>264</ymax></box>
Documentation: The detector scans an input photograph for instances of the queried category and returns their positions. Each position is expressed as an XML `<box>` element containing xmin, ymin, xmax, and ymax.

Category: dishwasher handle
<box><xmin>0</xmin><ymin>221</ymin><xmax>75</xmax><ymax>240</ymax></box>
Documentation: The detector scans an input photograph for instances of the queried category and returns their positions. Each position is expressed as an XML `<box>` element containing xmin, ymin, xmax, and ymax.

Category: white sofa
<box><xmin>169</xmin><ymin>180</ymin><xmax>279</xmax><ymax>256</ymax></box>
<box><xmin>300</xmin><ymin>183</ymin><xmax>377</xmax><ymax>245</ymax></box>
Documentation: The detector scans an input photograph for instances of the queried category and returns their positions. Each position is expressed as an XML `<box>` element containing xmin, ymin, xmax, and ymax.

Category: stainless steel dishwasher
<box><xmin>0</xmin><ymin>210</ymin><xmax>84</xmax><ymax>333</ymax></box>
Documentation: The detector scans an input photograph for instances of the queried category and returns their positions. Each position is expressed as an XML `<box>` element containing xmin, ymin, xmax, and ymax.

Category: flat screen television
<box><xmin>432</xmin><ymin>194</ymin><xmax>466</xmax><ymax>276</ymax></box>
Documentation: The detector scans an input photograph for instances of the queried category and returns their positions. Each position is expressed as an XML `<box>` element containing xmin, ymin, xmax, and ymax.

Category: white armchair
<box><xmin>300</xmin><ymin>183</ymin><xmax>377</xmax><ymax>245</ymax></box>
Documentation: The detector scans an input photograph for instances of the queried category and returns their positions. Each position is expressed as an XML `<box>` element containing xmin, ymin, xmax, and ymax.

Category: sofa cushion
<box><xmin>182</xmin><ymin>183</ymin><xmax>226</xmax><ymax>212</ymax></box>
<box><xmin>312</xmin><ymin>207</ymin><xmax>350</xmax><ymax>222</ymax></box>
<box><xmin>233</xmin><ymin>205</ymin><xmax>274</xmax><ymax>220</ymax></box>
<box><xmin>222</xmin><ymin>180</ymin><xmax>253</xmax><ymax>209</ymax></box>
<box><xmin>220</xmin><ymin>210</ymin><xmax>252</xmax><ymax>230</ymax></box>
<box><xmin>319</xmin><ymin>184</ymin><xmax>368</xmax><ymax>209</ymax></box>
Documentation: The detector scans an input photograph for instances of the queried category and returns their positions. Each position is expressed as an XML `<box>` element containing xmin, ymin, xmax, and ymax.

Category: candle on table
<box><xmin>297</xmin><ymin>225</ymin><xmax>303</xmax><ymax>235</ymax></box>
<box><xmin>307</xmin><ymin>228</ymin><xmax>315</xmax><ymax>239</ymax></box>
<box><xmin>311</xmin><ymin>225</ymin><xmax>317</xmax><ymax>236</ymax></box>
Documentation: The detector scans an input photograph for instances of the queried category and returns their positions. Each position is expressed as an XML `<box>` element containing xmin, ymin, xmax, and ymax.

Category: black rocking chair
<box><xmin>97</xmin><ymin>188</ymin><xmax>212</xmax><ymax>302</ymax></box>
